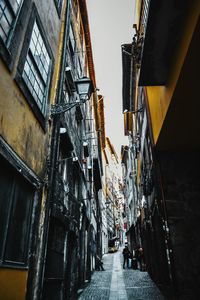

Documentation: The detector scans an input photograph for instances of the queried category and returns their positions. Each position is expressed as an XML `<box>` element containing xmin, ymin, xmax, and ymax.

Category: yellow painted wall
<box><xmin>0</xmin><ymin>269</ymin><xmax>28</xmax><ymax>300</ymax></box>
<box><xmin>0</xmin><ymin>60</ymin><xmax>49</xmax><ymax>176</ymax></box>
<box><xmin>0</xmin><ymin>2</ymin><xmax>67</xmax><ymax>300</ymax></box>
<box><xmin>146</xmin><ymin>3</ymin><xmax>200</xmax><ymax>145</ymax></box>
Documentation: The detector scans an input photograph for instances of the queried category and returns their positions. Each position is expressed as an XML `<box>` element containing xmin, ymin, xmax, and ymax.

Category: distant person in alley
<box><xmin>96</xmin><ymin>255</ymin><xmax>105</xmax><ymax>271</ymax></box>
<box><xmin>122</xmin><ymin>244</ymin><xmax>131</xmax><ymax>269</ymax></box>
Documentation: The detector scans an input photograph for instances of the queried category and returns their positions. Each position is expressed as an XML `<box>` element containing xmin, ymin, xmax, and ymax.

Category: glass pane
<box><xmin>4</xmin><ymin>176</ymin><xmax>34</xmax><ymax>263</ymax></box>
<box><xmin>0</xmin><ymin>26</ymin><xmax>6</xmax><ymax>42</ymax></box>
<box><xmin>0</xmin><ymin>8</ymin><xmax>13</xmax><ymax>37</ymax></box>
<box><xmin>34</xmin><ymin>80</ymin><xmax>39</xmax><ymax>95</ymax></box>
<box><xmin>4</xmin><ymin>7</ymin><xmax>13</xmax><ymax>24</ymax></box>
<box><xmin>38</xmin><ymin>89</ymin><xmax>42</xmax><ymax>102</ymax></box>
<box><xmin>43</xmin><ymin>70</ymin><xmax>47</xmax><ymax>83</ymax></box>
<box><xmin>32</xmin><ymin>21</ymin><xmax>37</xmax><ymax>35</ymax></box>
<box><xmin>30</xmin><ymin>22</ymin><xmax>50</xmax><ymax>83</ymax></box>
<box><xmin>0</xmin><ymin>17</ymin><xmax>9</xmax><ymax>36</ymax></box>
<box><xmin>23</xmin><ymin>60</ymin><xmax>30</xmax><ymax>76</ymax></box>
<box><xmin>8</xmin><ymin>0</ymin><xmax>22</xmax><ymax>15</ymax></box>
<box><xmin>29</xmin><ymin>68</ymin><xmax>35</xmax><ymax>87</ymax></box>
<box><xmin>38</xmin><ymin>34</ymin><xmax>42</xmax><ymax>48</ymax></box>
<box><xmin>0</xmin><ymin>1</ymin><xmax>6</xmax><ymax>19</ymax></box>
<box><xmin>29</xmin><ymin>34</ymin><xmax>36</xmax><ymax>53</ymax></box>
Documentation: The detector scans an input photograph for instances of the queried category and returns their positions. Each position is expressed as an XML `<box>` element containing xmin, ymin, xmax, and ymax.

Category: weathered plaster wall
<box><xmin>0</xmin><ymin>60</ymin><xmax>49</xmax><ymax>176</ymax></box>
<box><xmin>0</xmin><ymin>0</ymin><xmax>62</xmax><ymax>176</ymax></box>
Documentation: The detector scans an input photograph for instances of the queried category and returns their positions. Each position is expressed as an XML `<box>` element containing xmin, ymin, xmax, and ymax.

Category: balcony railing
<box><xmin>53</xmin><ymin>172</ymin><xmax>81</xmax><ymax>222</ymax></box>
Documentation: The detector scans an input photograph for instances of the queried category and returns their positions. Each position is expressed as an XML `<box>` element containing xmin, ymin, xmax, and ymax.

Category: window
<box><xmin>0</xmin><ymin>0</ymin><xmax>23</xmax><ymax>44</ymax></box>
<box><xmin>0</xmin><ymin>0</ymin><xmax>26</xmax><ymax>69</ymax></box>
<box><xmin>22</xmin><ymin>22</ymin><xmax>51</xmax><ymax>115</ymax></box>
<box><xmin>0</xmin><ymin>157</ymin><xmax>34</xmax><ymax>266</ymax></box>
<box><xmin>15</xmin><ymin>4</ymin><xmax>54</xmax><ymax>127</ymax></box>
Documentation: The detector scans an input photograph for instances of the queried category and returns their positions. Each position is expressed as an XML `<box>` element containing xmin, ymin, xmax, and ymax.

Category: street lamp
<box><xmin>75</xmin><ymin>76</ymin><xmax>93</xmax><ymax>102</ymax></box>
<box><xmin>51</xmin><ymin>76</ymin><xmax>93</xmax><ymax>115</ymax></box>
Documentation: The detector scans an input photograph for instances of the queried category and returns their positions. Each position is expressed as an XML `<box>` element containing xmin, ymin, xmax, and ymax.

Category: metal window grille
<box><xmin>0</xmin><ymin>0</ymin><xmax>22</xmax><ymax>43</ymax></box>
<box><xmin>22</xmin><ymin>22</ymin><xmax>51</xmax><ymax>115</ymax></box>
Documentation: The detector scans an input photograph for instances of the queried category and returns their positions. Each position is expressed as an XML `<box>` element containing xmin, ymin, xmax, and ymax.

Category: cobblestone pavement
<box><xmin>78</xmin><ymin>249</ymin><xmax>166</xmax><ymax>300</ymax></box>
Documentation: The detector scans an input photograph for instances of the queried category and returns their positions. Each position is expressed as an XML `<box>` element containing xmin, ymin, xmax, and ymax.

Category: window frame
<box><xmin>0</xmin><ymin>171</ymin><xmax>34</xmax><ymax>267</ymax></box>
<box><xmin>0</xmin><ymin>0</ymin><xmax>29</xmax><ymax>70</ymax></box>
<box><xmin>15</xmin><ymin>3</ymin><xmax>54</xmax><ymax>130</ymax></box>
<box><xmin>0</xmin><ymin>136</ymin><xmax>41</xmax><ymax>269</ymax></box>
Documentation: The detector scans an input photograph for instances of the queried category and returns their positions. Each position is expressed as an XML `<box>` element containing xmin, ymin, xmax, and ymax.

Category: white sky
<box><xmin>87</xmin><ymin>0</ymin><xmax>134</xmax><ymax>158</ymax></box>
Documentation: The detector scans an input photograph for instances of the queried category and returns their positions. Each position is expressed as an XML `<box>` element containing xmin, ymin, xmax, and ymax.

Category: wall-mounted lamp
<box><xmin>51</xmin><ymin>76</ymin><xmax>93</xmax><ymax>115</ymax></box>
<box><xmin>75</xmin><ymin>76</ymin><xmax>93</xmax><ymax>102</ymax></box>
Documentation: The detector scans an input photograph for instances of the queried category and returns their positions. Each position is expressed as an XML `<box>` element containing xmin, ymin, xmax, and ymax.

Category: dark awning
<box><xmin>121</xmin><ymin>44</ymin><xmax>136</xmax><ymax>112</ymax></box>
<box><xmin>139</xmin><ymin>0</ymin><xmax>190</xmax><ymax>86</ymax></box>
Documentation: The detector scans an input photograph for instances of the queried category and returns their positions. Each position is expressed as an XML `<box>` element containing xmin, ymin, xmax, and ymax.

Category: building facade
<box><xmin>0</xmin><ymin>0</ymin><xmax>103</xmax><ymax>299</ymax></box>
<box><xmin>0</xmin><ymin>0</ymin><xmax>63</xmax><ymax>299</ymax></box>
<box><xmin>122</xmin><ymin>0</ymin><xmax>200</xmax><ymax>298</ymax></box>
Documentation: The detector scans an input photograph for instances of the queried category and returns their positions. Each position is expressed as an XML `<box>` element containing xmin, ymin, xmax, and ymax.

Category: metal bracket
<box><xmin>50</xmin><ymin>102</ymin><xmax>83</xmax><ymax>115</ymax></box>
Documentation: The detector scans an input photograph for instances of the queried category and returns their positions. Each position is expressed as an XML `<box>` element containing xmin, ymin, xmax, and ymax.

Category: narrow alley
<box><xmin>78</xmin><ymin>249</ymin><xmax>165</xmax><ymax>300</ymax></box>
<box><xmin>0</xmin><ymin>0</ymin><xmax>200</xmax><ymax>299</ymax></box>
